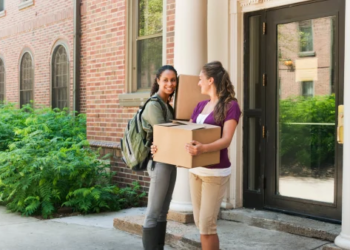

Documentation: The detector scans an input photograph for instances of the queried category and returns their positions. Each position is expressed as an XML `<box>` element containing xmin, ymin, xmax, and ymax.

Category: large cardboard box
<box><xmin>174</xmin><ymin>75</ymin><xmax>209</xmax><ymax>120</ymax></box>
<box><xmin>153</xmin><ymin>121</ymin><xmax>221</xmax><ymax>168</ymax></box>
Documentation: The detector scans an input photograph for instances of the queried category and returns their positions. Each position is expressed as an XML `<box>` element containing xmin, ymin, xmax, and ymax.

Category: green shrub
<box><xmin>279</xmin><ymin>94</ymin><xmax>335</xmax><ymax>168</ymax></box>
<box><xmin>0</xmin><ymin>104</ymin><xmax>145</xmax><ymax>218</ymax></box>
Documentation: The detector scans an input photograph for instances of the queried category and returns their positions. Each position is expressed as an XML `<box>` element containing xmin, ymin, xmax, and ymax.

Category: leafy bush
<box><xmin>279</xmin><ymin>94</ymin><xmax>335</xmax><ymax>168</ymax></box>
<box><xmin>0</xmin><ymin>104</ymin><xmax>145</xmax><ymax>218</ymax></box>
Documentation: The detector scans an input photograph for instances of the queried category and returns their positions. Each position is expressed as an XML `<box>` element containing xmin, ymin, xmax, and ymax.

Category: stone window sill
<box><xmin>0</xmin><ymin>10</ymin><xmax>6</xmax><ymax>18</ymax></box>
<box><xmin>89</xmin><ymin>140</ymin><xmax>121</xmax><ymax>149</ymax></box>
<box><xmin>119</xmin><ymin>92</ymin><xmax>150</xmax><ymax>107</ymax></box>
<box><xmin>19</xmin><ymin>0</ymin><xmax>34</xmax><ymax>10</ymax></box>
<box><xmin>298</xmin><ymin>51</ymin><xmax>316</xmax><ymax>57</ymax></box>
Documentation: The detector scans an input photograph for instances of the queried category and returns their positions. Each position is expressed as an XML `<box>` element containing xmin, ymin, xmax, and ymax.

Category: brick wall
<box><xmin>0</xmin><ymin>0</ymin><xmax>81</xmax><ymax>110</ymax></box>
<box><xmin>81</xmin><ymin>0</ymin><xmax>176</xmax><ymax>194</ymax></box>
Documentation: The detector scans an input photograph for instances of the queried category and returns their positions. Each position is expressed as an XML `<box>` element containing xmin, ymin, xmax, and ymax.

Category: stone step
<box><xmin>220</xmin><ymin>208</ymin><xmax>341</xmax><ymax>242</ymax></box>
<box><xmin>114</xmin><ymin>214</ymin><xmax>331</xmax><ymax>250</ymax></box>
<box><xmin>321</xmin><ymin>244</ymin><xmax>344</xmax><ymax>250</ymax></box>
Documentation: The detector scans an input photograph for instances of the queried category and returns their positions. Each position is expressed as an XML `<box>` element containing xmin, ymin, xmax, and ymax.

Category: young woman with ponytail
<box><xmin>186</xmin><ymin>61</ymin><xmax>241</xmax><ymax>250</ymax></box>
<box><xmin>151</xmin><ymin>61</ymin><xmax>241</xmax><ymax>250</ymax></box>
<box><xmin>141</xmin><ymin>65</ymin><xmax>178</xmax><ymax>250</ymax></box>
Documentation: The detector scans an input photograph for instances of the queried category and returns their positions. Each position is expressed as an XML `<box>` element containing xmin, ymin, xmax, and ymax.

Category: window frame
<box><xmin>0</xmin><ymin>56</ymin><xmax>5</xmax><ymax>103</ymax></box>
<box><xmin>298</xmin><ymin>20</ymin><xmax>316</xmax><ymax>57</ymax></box>
<box><xmin>0</xmin><ymin>0</ymin><xmax>6</xmax><ymax>17</ymax></box>
<box><xmin>19</xmin><ymin>0</ymin><xmax>34</xmax><ymax>10</ymax></box>
<box><xmin>19</xmin><ymin>49</ymin><xmax>34</xmax><ymax>107</ymax></box>
<box><xmin>301</xmin><ymin>81</ymin><xmax>314</xmax><ymax>98</ymax></box>
<box><xmin>120</xmin><ymin>0</ymin><xmax>165</xmax><ymax>107</ymax></box>
<box><xmin>51</xmin><ymin>42</ymin><xmax>70</xmax><ymax>110</ymax></box>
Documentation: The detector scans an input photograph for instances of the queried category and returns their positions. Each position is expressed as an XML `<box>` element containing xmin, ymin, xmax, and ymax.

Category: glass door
<box><xmin>265</xmin><ymin>0</ymin><xmax>344</xmax><ymax>221</ymax></box>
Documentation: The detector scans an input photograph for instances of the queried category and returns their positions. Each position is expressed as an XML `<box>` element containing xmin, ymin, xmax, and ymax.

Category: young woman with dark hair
<box><xmin>151</xmin><ymin>61</ymin><xmax>241</xmax><ymax>250</ymax></box>
<box><xmin>141</xmin><ymin>65</ymin><xmax>178</xmax><ymax>250</ymax></box>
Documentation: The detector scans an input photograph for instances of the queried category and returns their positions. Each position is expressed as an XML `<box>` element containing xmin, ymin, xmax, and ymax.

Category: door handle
<box><xmin>337</xmin><ymin>105</ymin><xmax>344</xmax><ymax>144</ymax></box>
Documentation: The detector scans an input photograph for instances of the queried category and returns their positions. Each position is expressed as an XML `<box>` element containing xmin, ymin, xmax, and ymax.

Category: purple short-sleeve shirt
<box><xmin>191</xmin><ymin>100</ymin><xmax>241</xmax><ymax>169</ymax></box>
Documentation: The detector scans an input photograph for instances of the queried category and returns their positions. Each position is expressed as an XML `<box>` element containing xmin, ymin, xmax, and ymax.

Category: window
<box><xmin>299</xmin><ymin>20</ymin><xmax>313</xmax><ymax>52</ymax></box>
<box><xmin>0</xmin><ymin>0</ymin><xmax>4</xmax><ymax>12</ymax></box>
<box><xmin>0</xmin><ymin>58</ymin><xmax>4</xmax><ymax>102</ymax></box>
<box><xmin>302</xmin><ymin>81</ymin><xmax>314</xmax><ymax>97</ymax></box>
<box><xmin>120</xmin><ymin>0</ymin><xmax>164</xmax><ymax>106</ymax></box>
<box><xmin>0</xmin><ymin>0</ymin><xmax>5</xmax><ymax>17</ymax></box>
<box><xmin>52</xmin><ymin>45</ymin><xmax>69</xmax><ymax>110</ymax></box>
<box><xmin>132</xmin><ymin>0</ymin><xmax>163</xmax><ymax>91</ymax></box>
<box><xmin>20</xmin><ymin>52</ymin><xmax>34</xmax><ymax>106</ymax></box>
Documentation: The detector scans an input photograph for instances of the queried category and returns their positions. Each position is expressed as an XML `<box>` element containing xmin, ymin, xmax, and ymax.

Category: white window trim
<box><xmin>121</xmin><ymin>0</ymin><xmax>165</xmax><ymax>107</ymax></box>
<box><xmin>19</xmin><ymin>0</ymin><xmax>34</xmax><ymax>10</ymax></box>
<box><xmin>238</xmin><ymin>0</ymin><xmax>311</xmax><ymax>13</ymax></box>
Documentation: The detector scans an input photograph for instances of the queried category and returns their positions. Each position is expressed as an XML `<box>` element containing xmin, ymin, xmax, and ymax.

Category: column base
<box><xmin>169</xmin><ymin>200</ymin><xmax>193</xmax><ymax>212</ymax></box>
<box><xmin>220</xmin><ymin>200</ymin><xmax>234</xmax><ymax>210</ymax></box>
<box><xmin>335</xmin><ymin>233</ymin><xmax>350</xmax><ymax>250</ymax></box>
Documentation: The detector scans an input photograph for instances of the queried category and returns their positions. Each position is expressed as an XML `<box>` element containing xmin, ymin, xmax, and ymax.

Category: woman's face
<box><xmin>157</xmin><ymin>70</ymin><xmax>177</xmax><ymax>95</ymax></box>
<box><xmin>198</xmin><ymin>70</ymin><xmax>212</xmax><ymax>95</ymax></box>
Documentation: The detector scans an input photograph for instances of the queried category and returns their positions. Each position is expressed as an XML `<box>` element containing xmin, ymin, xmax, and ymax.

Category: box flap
<box><xmin>156</xmin><ymin>123</ymin><xmax>180</xmax><ymax>127</ymax></box>
<box><xmin>171</xmin><ymin>120</ymin><xmax>193</xmax><ymax>125</ymax></box>
<box><xmin>156</xmin><ymin>121</ymin><xmax>205</xmax><ymax>130</ymax></box>
<box><xmin>174</xmin><ymin>124</ymin><xmax>206</xmax><ymax>130</ymax></box>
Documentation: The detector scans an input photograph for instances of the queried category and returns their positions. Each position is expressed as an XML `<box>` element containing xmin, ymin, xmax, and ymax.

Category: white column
<box><xmin>162</xmin><ymin>0</ymin><xmax>167</xmax><ymax>65</ymax></box>
<box><xmin>335</xmin><ymin>1</ymin><xmax>350</xmax><ymax>249</ymax></box>
<box><xmin>207</xmin><ymin>0</ymin><xmax>234</xmax><ymax>209</ymax></box>
<box><xmin>170</xmin><ymin>0</ymin><xmax>207</xmax><ymax>212</ymax></box>
<box><xmin>207</xmin><ymin>0</ymin><xmax>229</xmax><ymax>69</ymax></box>
<box><xmin>226</xmin><ymin>0</ymin><xmax>244</xmax><ymax>208</ymax></box>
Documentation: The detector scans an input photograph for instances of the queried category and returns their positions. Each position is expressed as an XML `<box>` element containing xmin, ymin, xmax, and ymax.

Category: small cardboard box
<box><xmin>174</xmin><ymin>75</ymin><xmax>209</xmax><ymax>121</ymax></box>
<box><xmin>153</xmin><ymin>121</ymin><xmax>221</xmax><ymax>168</ymax></box>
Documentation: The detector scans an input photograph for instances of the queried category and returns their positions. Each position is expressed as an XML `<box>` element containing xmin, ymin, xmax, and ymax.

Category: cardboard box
<box><xmin>174</xmin><ymin>75</ymin><xmax>209</xmax><ymax>121</ymax></box>
<box><xmin>153</xmin><ymin>121</ymin><xmax>221</xmax><ymax>168</ymax></box>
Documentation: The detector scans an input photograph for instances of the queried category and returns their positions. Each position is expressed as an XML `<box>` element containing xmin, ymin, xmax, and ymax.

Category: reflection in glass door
<box><xmin>263</xmin><ymin>0</ymin><xmax>344</xmax><ymax>221</ymax></box>
<box><xmin>276</xmin><ymin>16</ymin><xmax>336</xmax><ymax>203</ymax></box>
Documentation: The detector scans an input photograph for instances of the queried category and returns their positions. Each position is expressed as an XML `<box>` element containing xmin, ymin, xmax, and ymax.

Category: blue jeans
<box><xmin>143</xmin><ymin>160</ymin><xmax>177</xmax><ymax>228</ymax></box>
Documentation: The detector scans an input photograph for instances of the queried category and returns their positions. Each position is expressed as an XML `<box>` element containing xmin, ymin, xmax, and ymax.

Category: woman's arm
<box><xmin>186</xmin><ymin>119</ymin><xmax>238</xmax><ymax>156</ymax></box>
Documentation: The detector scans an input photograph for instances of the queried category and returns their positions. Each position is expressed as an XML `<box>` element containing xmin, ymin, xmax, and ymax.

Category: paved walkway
<box><xmin>0</xmin><ymin>205</ymin><xmax>335</xmax><ymax>250</ymax></box>
<box><xmin>0</xmin><ymin>206</ymin><xmax>173</xmax><ymax>250</ymax></box>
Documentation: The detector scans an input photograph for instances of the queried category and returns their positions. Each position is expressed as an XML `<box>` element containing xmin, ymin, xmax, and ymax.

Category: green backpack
<box><xmin>120</xmin><ymin>95</ymin><xmax>173</xmax><ymax>171</ymax></box>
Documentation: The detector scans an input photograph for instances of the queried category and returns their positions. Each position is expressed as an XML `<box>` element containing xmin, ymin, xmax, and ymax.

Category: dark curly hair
<box><xmin>150</xmin><ymin>65</ymin><xmax>178</xmax><ymax>103</ymax></box>
<box><xmin>202</xmin><ymin>61</ymin><xmax>237</xmax><ymax>124</ymax></box>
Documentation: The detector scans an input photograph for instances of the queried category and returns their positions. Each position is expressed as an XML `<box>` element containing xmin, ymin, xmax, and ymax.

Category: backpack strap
<box><xmin>152</xmin><ymin>95</ymin><xmax>168</xmax><ymax>121</ymax></box>
<box><xmin>139</xmin><ymin>95</ymin><xmax>170</xmax><ymax>122</ymax></box>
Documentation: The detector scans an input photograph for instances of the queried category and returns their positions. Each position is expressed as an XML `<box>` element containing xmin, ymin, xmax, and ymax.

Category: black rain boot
<box><xmin>156</xmin><ymin>221</ymin><xmax>167</xmax><ymax>250</ymax></box>
<box><xmin>142</xmin><ymin>226</ymin><xmax>159</xmax><ymax>250</ymax></box>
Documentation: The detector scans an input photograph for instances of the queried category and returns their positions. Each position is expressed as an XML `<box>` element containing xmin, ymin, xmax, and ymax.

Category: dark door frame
<box><xmin>243</xmin><ymin>0</ymin><xmax>345</xmax><ymax>222</ymax></box>
<box><xmin>242</xmin><ymin>10</ymin><xmax>266</xmax><ymax>209</ymax></box>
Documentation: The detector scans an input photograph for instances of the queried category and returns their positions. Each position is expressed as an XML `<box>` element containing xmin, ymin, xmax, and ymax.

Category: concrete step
<box><xmin>114</xmin><ymin>215</ymin><xmax>331</xmax><ymax>250</ymax></box>
<box><xmin>321</xmin><ymin>244</ymin><xmax>344</xmax><ymax>250</ymax></box>
<box><xmin>220</xmin><ymin>208</ymin><xmax>341</xmax><ymax>242</ymax></box>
